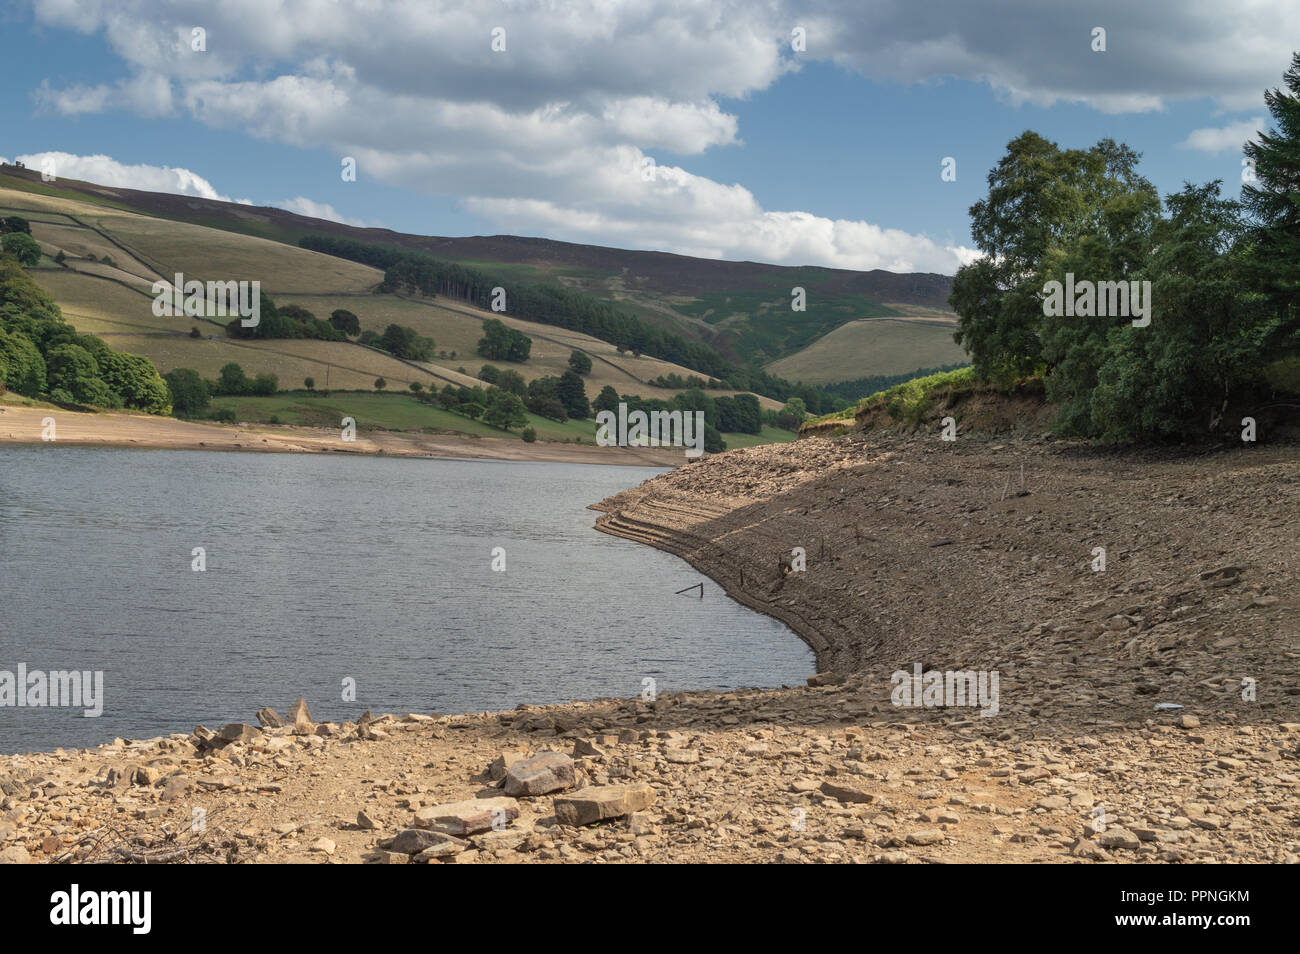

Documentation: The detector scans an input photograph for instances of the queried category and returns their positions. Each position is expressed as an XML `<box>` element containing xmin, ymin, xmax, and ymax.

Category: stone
<box><xmin>310</xmin><ymin>838</ymin><xmax>336</xmax><ymax>856</ymax></box>
<box><xmin>413</xmin><ymin>839</ymin><xmax>468</xmax><ymax>861</ymax></box>
<box><xmin>356</xmin><ymin>810</ymin><xmax>377</xmax><ymax>830</ymax></box>
<box><xmin>572</xmin><ymin>738</ymin><xmax>606</xmax><ymax>758</ymax></box>
<box><xmin>488</xmin><ymin>751</ymin><xmax>528</xmax><ymax>781</ymax></box>
<box><xmin>217</xmin><ymin>723</ymin><xmax>262</xmax><ymax>745</ymax></box>
<box><xmin>290</xmin><ymin>698</ymin><xmax>314</xmax><ymax>733</ymax></box>
<box><xmin>1097</xmin><ymin>827</ymin><xmax>1141</xmax><ymax>849</ymax></box>
<box><xmin>414</xmin><ymin>797</ymin><xmax>520</xmax><ymax>836</ymax></box>
<box><xmin>504</xmin><ymin>752</ymin><xmax>575</xmax><ymax>796</ymax></box>
<box><xmin>820</xmin><ymin>780</ymin><xmax>884</xmax><ymax>804</ymax></box>
<box><xmin>0</xmin><ymin>845</ymin><xmax>30</xmax><ymax>864</ymax></box>
<box><xmin>905</xmin><ymin>829</ymin><xmax>945</xmax><ymax>846</ymax></box>
<box><xmin>554</xmin><ymin>783</ymin><xmax>656</xmax><ymax>826</ymax></box>
<box><xmin>390</xmin><ymin>828</ymin><xmax>466</xmax><ymax>855</ymax></box>
<box><xmin>664</xmin><ymin>748</ymin><xmax>698</xmax><ymax>764</ymax></box>
<box><xmin>1178</xmin><ymin>714</ymin><xmax>1201</xmax><ymax>729</ymax></box>
<box><xmin>256</xmin><ymin>707</ymin><xmax>284</xmax><ymax>729</ymax></box>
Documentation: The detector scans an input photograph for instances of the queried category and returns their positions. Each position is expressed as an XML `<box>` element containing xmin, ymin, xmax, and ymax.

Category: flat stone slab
<box><xmin>414</xmin><ymin>796</ymin><xmax>520</xmax><ymax>835</ymax></box>
<box><xmin>554</xmin><ymin>783</ymin><xmax>656</xmax><ymax>826</ymax></box>
<box><xmin>504</xmin><ymin>752</ymin><xmax>575</xmax><ymax>796</ymax></box>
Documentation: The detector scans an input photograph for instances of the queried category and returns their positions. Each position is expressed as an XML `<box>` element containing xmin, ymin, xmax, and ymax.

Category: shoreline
<box><xmin>4</xmin><ymin>430</ymin><xmax>1300</xmax><ymax>863</ymax></box>
<box><xmin>0</xmin><ymin>403</ymin><xmax>685</xmax><ymax>467</ymax></box>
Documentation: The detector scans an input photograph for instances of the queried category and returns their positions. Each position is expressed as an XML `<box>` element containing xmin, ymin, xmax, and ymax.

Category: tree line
<box><xmin>298</xmin><ymin>233</ymin><xmax>846</xmax><ymax>414</ymax></box>
<box><xmin>951</xmin><ymin>51</ymin><xmax>1300</xmax><ymax>442</ymax></box>
<box><xmin>0</xmin><ymin>252</ymin><xmax>171</xmax><ymax>413</ymax></box>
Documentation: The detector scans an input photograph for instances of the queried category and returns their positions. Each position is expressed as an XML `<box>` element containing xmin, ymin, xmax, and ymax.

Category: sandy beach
<box><xmin>0</xmin><ymin>403</ymin><xmax>685</xmax><ymax>467</ymax></box>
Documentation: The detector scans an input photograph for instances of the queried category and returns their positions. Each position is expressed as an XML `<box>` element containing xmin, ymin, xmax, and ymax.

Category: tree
<box><xmin>593</xmin><ymin>384</ymin><xmax>619</xmax><ymax>414</ymax></box>
<box><xmin>521</xmin><ymin>426</ymin><xmax>537</xmax><ymax>443</ymax></box>
<box><xmin>98</xmin><ymin>350</ymin><xmax>171</xmax><ymax>413</ymax></box>
<box><xmin>250</xmin><ymin>373</ymin><xmax>278</xmax><ymax>396</ymax></box>
<box><xmin>164</xmin><ymin>368</ymin><xmax>211</xmax><ymax>417</ymax></box>
<box><xmin>0</xmin><ymin>216</ymin><xmax>31</xmax><ymax>235</ymax></box>
<box><xmin>568</xmin><ymin>349</ymin><xmax>592</xmax><ymax>375</ymax></box>
<box><xmin>482</xmin><ymin>389</ymin><xmax>528</xmax><ymax>430</ymax></box>
<box><xmin>1242</xmin><ymin>51</ymin><xmax>1300</xmax><ymax>349</ymax></box>
<box><xmin>329</xmin><ymin>309</ymin><xmax>361</xmax><ymax>337</ymax></box>
<box><xmin>2</xmin><ymin>233</ymin><xmax>41</xmax><ymax>266</ymax></box>
<box><xmin>496</xmin><ymin>368</ymin><xmax>527</xmax><ymax>396</ymax></box>
<box><xmin>478</xmin><ymin>364</ymin><xmax>501</xmax><ymax>384</ymax></box>
<box><xmin>304</xmin><ymin>377</ymin><xmax>315</xmax><ymax>391</ymax></box>
<box><xmin>0</xmin><ymin>326</ymin><xmax>45</xmax><ymax>396</ymax></box>
<box><xmin>410</xmin><ymin>381</ymin><xmax>423</xmax><ymax>393</ymax></box>
<box><xmin>951</xmin><ymin>132</ymin><xmax>1158</xmax><ymax>384</ymax></box>
<box><xmin>557</xmin><ymin>370</ymin><xmax>590</xmax><ymax>419</ymax></box>
<box><xmin>476</xmin><ymin>318</ymin><xmax>530</xmax><ymax>362</ymax></box>
<box><xmin>380</xmin><ymin>323</ymin><xmax>434</xmax><ymax>360</ymax></box>
<box><xmin>374</xmin><ymin>377</ymin><xmax>387</xmax><ymax>390</ymax></box>
<box><xmin>216</xmin><ymin>362</ymin><xmax>250</xmax><ymax>396</ymax></box>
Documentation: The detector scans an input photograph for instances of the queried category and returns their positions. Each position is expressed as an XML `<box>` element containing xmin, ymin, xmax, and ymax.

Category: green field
<box><xmin>202</xmin><ymin>391</ymin><xmax>787</xmax><ymax>449</ymax></box>
<box><xmin>206</xmin><ymin>391</ymin><xmax>599</xmax><ymax>442</ymax></box>
<box><xmin>764</xmin><ymin>317</ymin><xmax>967</xmax><ymax>385</ymax></box>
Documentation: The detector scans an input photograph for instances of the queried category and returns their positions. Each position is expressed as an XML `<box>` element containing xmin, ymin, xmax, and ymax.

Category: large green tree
<box><xmin>1241</xmin><ymin>51</ymin><xmax>1300</xmax><ymax>350</ymax></box>
<box><xmin>951</xmin><ymin>132</ymin><xmax>1157</xmax><ymax>384</ymax></box>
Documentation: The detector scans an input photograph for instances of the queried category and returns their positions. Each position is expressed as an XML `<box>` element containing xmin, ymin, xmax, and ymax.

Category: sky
<box><xmin>0</xmin><ymin>0</ymin><xmax>1295</xmax><ymax>276</ymax></box>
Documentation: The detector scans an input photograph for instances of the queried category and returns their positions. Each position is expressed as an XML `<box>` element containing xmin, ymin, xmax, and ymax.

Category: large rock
<box><xmin>217</xmin><ymin>723</ymin><xmax>262</xmax><ymax>745</ymax></box>
<box><xmin>819</xmin><ymin>780</ymin><xmax>885</xmax><ymax>805</ymax></box>
<box><xmin>0</xmin><ymin>845</ymin><xmax>30</xmax><ymax>864</ymax></box>
<box><xmin>504</xmin><ymin>752</ymin><xmax>575</xmax><ymax>796</ymax></box>
<box><xmin>256</xmin><ymin>707</ymin><xmax>284</xmax><ymax>728</ymax></box>
<box><xmin>488</xmin><ymin>751</ymin><xmax>528</xmax><ymax>781</ymax></box>
<box><xmin>289</xmin><ymin>698</ymin><xmax>313</xmax><ymax>733</ymax></box>
<box><xmin>554</xmin><ymin>783</ymin><xmax>655</xmax><ymax>826</ymax></box>
<box><xmin>414</xmin><ymin>797</ymin><xmax>519</xmax><ymax>836</ymax></box>
<box><xmin>389</xmin><ymin>828</ymin><xmax>467</xmax><ymax>855</ymax></box>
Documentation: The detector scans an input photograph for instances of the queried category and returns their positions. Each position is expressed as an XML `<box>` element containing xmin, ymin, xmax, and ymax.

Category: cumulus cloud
<box><xmin>11</xmin><ymin>151</ymin><xmax>370</xmax><ymax>226</ymax></box>
<box><xmin>24</xmin><ymin>0</ymin><xmax>1300</xmax><ymax>272</ymax></box>
<box><xmin>13</xmin><ymin>151</ymin><xmax>230</xmax><ymax>200</ymax></box>
<box><xmin>1179</xmin><ymin>117</ymin><xmax>1267</xmax><ymax>154</ymax></box>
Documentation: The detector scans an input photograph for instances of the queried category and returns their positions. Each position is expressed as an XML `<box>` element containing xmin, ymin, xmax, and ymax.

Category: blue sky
<box><xmin>0</xmin><ymin>1</ymin><xmax>1293</xmax><ymax>274</ymax></box>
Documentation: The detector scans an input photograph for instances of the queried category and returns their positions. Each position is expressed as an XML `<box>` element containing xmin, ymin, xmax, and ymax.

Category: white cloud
<box><xmin>10</xmin><ymin>151</ymin><xmax>372</xmax><ymax>227</ymax></box>
<box><xmin>268</xmin><ymin>196</ymin><xmax>374</xmax><ymax>227</ymax></box>
<box><xmin>13</xmin><ymin>152</ymin><xmax>230</xmax><ymax>200</ymax></box>
<box><xmin>23</xmin><ymin>1</ymin><xmax>1300</xmax><ymax>273</ymax></box>
<box><xmin>1179</xmin><ymin>117</ymin><xmax>1267</xmax><ymax>154</ymax></box>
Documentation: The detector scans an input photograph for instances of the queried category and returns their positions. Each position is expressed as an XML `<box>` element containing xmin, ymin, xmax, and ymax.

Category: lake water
<box><xmin>0</xmin><ymin>446</ymin><xmax>811</xmax><ymax>754</ymax></box>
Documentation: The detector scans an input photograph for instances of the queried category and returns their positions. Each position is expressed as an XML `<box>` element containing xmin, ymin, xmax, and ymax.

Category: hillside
<box><xmin>0</xmin><ymin>181</ymin><xmax>783</xmax><ymax>413</ymax></box>
<box><xmin>765</xmin><ymin>315</ymin><xmax>967</xmax><ymax>385</ymax></box>
<box><xmin>0</xmin><ymin>164</ymin><xmax>955</xmax><ymax>375</ymax></box>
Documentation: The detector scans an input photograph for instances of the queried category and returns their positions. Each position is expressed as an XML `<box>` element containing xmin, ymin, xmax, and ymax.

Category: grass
<box><xmin>806</xmin><ymin>366</ymin><xmax>979</xmax><ymax>428</ymax></box>
<box><xmin>764</xmin><ymin>317</ymin><xmax>967</xmax><ymax>385</ymax></box>
<box><xmin>718</xmin><ymin>426</ymin><xmax>797</xmax><ymax>449</ymax></box>
<box><xmin>205</xmin><ymin>391</ymin><xmax>599</xmax><ymax>442</ymax></box>
<box><xmin>200</xmin><ymin>392</ymin><xmax>796</xmax><ymax>450</ymax></box>
<box><xmin>4</xmin><ymin>182</ymin><xmax>785</xmax><ymax>417</ymax></box>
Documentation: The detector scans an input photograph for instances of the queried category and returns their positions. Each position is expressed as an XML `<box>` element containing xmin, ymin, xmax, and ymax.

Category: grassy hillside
<box><xmin>2</xmin><ymin>181</ymin><xmax>798</xmax><ymax>456</ymax></box>
<box><xmin>765</xmin><ymin>316</ymin><xmax>967</xmax><ymax>385</ymax></box>
<box><xmin>0</xmin><ymin>164</ymin><xmax>956</xmax><ymax>374</ymax></box>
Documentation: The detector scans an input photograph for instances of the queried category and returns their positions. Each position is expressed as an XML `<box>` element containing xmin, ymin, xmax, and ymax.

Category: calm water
<box><xmin>0</xmin><ymin>446</ymin><xmax>810</xmax><ymax>753</ymax></box>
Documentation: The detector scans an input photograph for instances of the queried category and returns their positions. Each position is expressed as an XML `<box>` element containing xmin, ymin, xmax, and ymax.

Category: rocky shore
<box><xmin>3</xmin><ymin>430</ymin><xmax>1298</xmax><ymax>863</ymax></box>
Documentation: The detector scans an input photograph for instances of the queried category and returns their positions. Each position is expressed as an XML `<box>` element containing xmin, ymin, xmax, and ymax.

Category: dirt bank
<box><xmin>0</xmin><ymin>403</ymin><xmax>682</xmax><ymax>467</ymax></box>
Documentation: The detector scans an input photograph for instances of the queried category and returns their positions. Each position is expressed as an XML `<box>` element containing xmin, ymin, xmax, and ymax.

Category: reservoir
<box><xmin>0</xmin><ymin>446</ymin><xmax>811</xmax><ymax>753</ymax></box>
